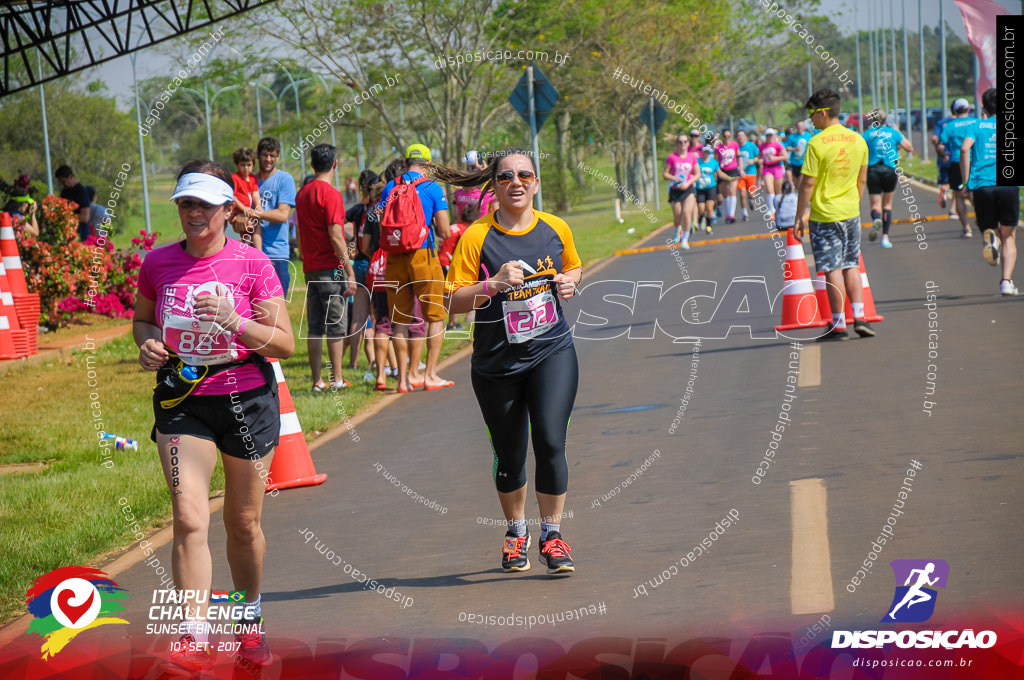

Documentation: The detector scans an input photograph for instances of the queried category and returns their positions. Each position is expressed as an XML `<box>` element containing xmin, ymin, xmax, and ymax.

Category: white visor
<box><xmin>170</xmin><ymin>172</ymin><xmax>235</xmax><ymax>205</ymax></box>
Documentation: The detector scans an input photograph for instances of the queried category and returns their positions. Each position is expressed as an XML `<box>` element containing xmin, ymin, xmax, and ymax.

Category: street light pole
<box><xmin>868</xmin><ymin>12</ymin><xmax>877</xmax><ymax>111</ymax></box>
<box><xmin>37</xmin><ymin>50</ymin><xmax>53</xmax><ymax>194</ymax></box>
<box><xmin>851</xmin><ymin>10</ymin><xmax>860</xmax><ymax>130</ymax></box>
<box><xmin>272</xmin><ymin>61</ymin><xmax>304</xmax><ymax>172</ymax></box>
<box><xmin>890</xmin><ymin>0</ymin><xmax>899</xmax><ymax>127</ymax></box>
<box><xmin>132</xmin><ymin>53</ymin><xmax>151</xmax><ymax>234</ymax></box>
<box><xmin>940</xmin><ymin>0</ymin><xmax>948</xmax><ymax>116</ymax></box>
<box><xmin>902</xmin><ymin>0</ymin><xmax>912</xmax><ymax>140</ymax></box>
<box><xmin>203</xmin><ymin>80</ymin><xmax>213</xmax><ymax>160</ymax></box>
<box><xmin>919</xmin><ymin>0</ymin><xmax>929</xmax><ymax>162</ymax></box>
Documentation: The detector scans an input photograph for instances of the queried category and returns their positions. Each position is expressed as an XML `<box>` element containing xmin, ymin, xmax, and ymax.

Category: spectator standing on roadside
<box><xmin>938</xmin><ymin>98</ymin><xmax>979</xmax><ymax>239</ymax></box>
<box><xmin>55</xmin><ymin>165</ymin><xmax>91</xmax><ymax>241</ymax></box>
<box><xmin>342</xmin><ymin>168</ymin><xmax>381</xmax><ymax>370</ymax></box>
<box><xmin>795</xmin><ymin>88</ymin><xmax>875</xmax><ymax>342</ymax></box>
<box><xmin>295</xmin><ymin>144</ymin><xmax>356</xmax><ymax>391</ymax></box>
<box><xmin>962</xmin><ymin>89</ymin><xmax>1019</xmax><ymax>296</ymax></box>
<box><xmin>377</xmin><ymin>144</ymin><xmax>453</xmax><ymax>393</ymax></box>
<box><xmin>86</xmin><ymin>187</ymin><xmax>108</xmax><ymax>238</ymax></box>
<box><xmin>252</xmin><ymin>138</ymin><xmax>297</xmax><ymax>295</ymax></box>
<box><xmin>4</xmin><ymin>175</ymin><xmax>40</xmax><ymax>238</ymax></box>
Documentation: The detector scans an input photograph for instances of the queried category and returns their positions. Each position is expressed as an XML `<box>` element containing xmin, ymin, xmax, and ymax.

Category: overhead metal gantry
<box><xmin>0</xmin><ymin>0</ymin><xmax>276</xmax><ymax>98</ymax></box>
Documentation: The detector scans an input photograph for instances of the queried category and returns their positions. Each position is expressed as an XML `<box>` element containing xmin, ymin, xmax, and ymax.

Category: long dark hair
<box><xmin>431</xmin><ymin>147</ymin><xmax>537</xmax><ymax>199</ymax></box>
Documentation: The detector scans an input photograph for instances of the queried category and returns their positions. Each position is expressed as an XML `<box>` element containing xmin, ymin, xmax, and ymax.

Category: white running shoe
<box><xmin>680</xmin><ymin>240</ymin><xmax>690</xmax><ymax>250</ymax></box>
<box><xmin>999</xmin><ymin>280</ymin><xmax>1018</xmax><ymax>296</ymax></box>
<box><xmin>880</xmin><ymin>235</ymin><xmax>893</xmax><ymax>248</ymax></box>
<box><xmin>869</xmin><ymin>218</ymin><xmax>882</xmax><ymax>242</ymax></box>
<box><xmin>982</xmin><ymin>229</ymin><xmax>1000</xmax><ymax>266</ymax></box>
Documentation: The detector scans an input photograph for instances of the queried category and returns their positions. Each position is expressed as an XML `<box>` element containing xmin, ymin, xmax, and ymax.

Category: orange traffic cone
<box><xmin>265</xmin><ymin>358</ymin><xmax>327</xmax><ymax>492</ymax></box>
<box><xmin>776</xmin><ymin>229</ymin><xmax>830</xmax><ymax>331</ymax></box>
<box><xmin>0</xmin><ymin>270</ymin><xmax>19</xmax><ymax>359</ymax></box>
<box><xmin>0</xmin><ymin>311</ymin><xmax>18</xmax><ymax>359</ymax></box>
<box><xmin>0</xmin><ymin>213</ymin><xmax>28</xmax><ymax>296</ymax></box>
<box><xmin>0</xmin><ymin>260</ymin><xmax>28</xmax><ymax>359</ymax></box>
<box><xmin>814</xmin><ymin>272</ymin><xmax>835</xmax><ymax>323</ymax></box>
<box><xmin>844</xmin><ymin>253</ymin><xmax>884</xmax><ymax>323</ymax></box>
<box><xmin>0</xmin><ymin>261</ymin><xmax>22</xmax><ymax>333</ymax></box>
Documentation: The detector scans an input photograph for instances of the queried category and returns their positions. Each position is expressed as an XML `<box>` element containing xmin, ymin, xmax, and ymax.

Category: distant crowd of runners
<box><xmin>664</xmin><ymin>89</ymin><xmax>1015</xmax><ymax>297</ymax></box>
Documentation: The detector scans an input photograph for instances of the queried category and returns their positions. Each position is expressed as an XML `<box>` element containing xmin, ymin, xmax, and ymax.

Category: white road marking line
<box><xmin>790</xmin><ymin>477</ymin><xmax>835</xmax><ymax>615</ymax></box>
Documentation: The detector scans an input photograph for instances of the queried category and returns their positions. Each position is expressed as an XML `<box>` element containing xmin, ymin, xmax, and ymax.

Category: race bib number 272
<box><xmin>502</xmin><ymin>290</ymin><xmax>558</xmax><ymax>344</ymax></box>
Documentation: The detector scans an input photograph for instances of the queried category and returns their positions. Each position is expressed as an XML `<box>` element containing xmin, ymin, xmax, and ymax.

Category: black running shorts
<box><xmin>973</xmin><ymin>186</ymin><xmax>1021</xmax><ymax>230</ymax></box>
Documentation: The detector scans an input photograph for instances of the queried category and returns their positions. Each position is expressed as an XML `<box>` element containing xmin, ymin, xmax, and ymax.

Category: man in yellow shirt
<box><xmin>795</xmin><ymin>88</ymin><xmax>875</xmax><ymax>341</ymax></box>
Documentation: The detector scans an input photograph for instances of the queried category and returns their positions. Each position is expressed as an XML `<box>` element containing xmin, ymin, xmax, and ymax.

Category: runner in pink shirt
<box><xmin>134</xmin><ymin>160</ymin><xmax>294</xmax><ymax>671</ymax></box>
<box><xmin>759</xmin><ymin>129</ymin><xmax>789</xmax><ymax>216</ymax></box>
<box><xmin>662</xmin><ymin>134</ymin><xmax>701</xmax><ymax>248</ymax></box>
<box><xmin>715</xmin><ymin>129</ymin><xmax>742</xmax><ymax>224</ymax></box>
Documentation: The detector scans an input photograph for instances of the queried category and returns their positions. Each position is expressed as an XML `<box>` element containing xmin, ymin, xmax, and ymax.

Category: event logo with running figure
<box><xmin>882</xmin><ymin>559</ymin><xmax>949</xmax><ymax>623</ymax></box>
<box><xmin>25</xmin><ymin>566</ymin><xmax>129</xmax><ymax>659</ymax></box>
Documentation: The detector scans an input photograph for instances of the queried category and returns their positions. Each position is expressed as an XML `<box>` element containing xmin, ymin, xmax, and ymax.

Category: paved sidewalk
<box><xmin>0</xmin><ymin>323</ymin><xmax>131</xmax><ymax>376</ymax></box>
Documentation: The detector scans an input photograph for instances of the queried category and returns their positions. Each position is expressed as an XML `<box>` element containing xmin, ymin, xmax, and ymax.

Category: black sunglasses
<box><xmin>495</xmin><ymin>170</ymin><xmax>537</xmax><ymax>185</ymax></box>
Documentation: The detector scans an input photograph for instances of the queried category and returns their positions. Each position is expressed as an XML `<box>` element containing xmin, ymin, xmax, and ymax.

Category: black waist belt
<box><xmin>154</xmin><ymin>352</ymin><xmax>276</xmax><ymax>410</ymax></box>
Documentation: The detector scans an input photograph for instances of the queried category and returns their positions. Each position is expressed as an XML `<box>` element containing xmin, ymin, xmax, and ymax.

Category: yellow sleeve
<box><xmin>544</xmin><ymin>213</ymin><xmax>582</xmax><ymax>271</ymax></box>
<box><xmin>802</xmin><ymin>138</ymin><xmax>820</xmax><ymax>179</ymax></box>
<box><xmin>445</xmin><ymin>220</ymin><xmax>488</xmax><ymax>294</ymax></box>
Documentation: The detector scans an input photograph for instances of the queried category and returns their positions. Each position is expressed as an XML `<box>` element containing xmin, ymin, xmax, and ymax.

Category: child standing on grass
<box><xmin>232</xmin><ymin>147</ymin><xmax>263</xmax><ymax>250</ymax></box>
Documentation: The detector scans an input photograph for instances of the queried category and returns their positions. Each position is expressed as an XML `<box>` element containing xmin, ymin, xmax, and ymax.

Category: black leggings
<box><xmin>471</xmin><ymin>345</ymin><xmax>579</xmax><ymax>495</ymax></box>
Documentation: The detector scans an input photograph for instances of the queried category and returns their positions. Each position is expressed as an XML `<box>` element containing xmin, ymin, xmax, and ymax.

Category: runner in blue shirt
<box><xmin>931</xmin><ymin>112</ymin><xmax>954</xmax><ymax>213</ymax></box>
<box><xmin>785</xmin><ymin>120</ymin><xmax>811</xmax><ymax>183</ymax></box>
<box><xmin>961</xmin><ymin>89</ymin><xmax>1018</xmax><ymax>296</ymax></box>
<box><xmin>863</xmin><ymin>110</ymin><xmax>913</xmax><ymax>247</ymax></box>
<box><xmin>938</xmin><ymin>98</ymin><xmax>979</xmax><ymax>237</ymax></box>
<box><xmin>736</xmin><ymin>130</ymin><xmax>760</xmax><ymax>221</ymax></box>
<box><xmin>696</xmin><ymin>146</ymin><xmax>728</xmax><ymax>233</ymax></box>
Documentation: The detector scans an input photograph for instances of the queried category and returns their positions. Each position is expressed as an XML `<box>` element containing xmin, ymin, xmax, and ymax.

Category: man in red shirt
<box><xmin>295</xmin><ymin>144</ymin><xmax>357</xmax><ymax>391</ymax></box>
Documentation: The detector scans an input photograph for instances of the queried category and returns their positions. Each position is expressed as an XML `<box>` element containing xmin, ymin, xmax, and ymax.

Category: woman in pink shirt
<box><xmin>133</xmin><ymin>160</ymin><xmax>294</xmax><ymax>671</ymax></box>
<box><xmin>662</xmin><ymin>134</ymin><xmax>702</xmax><ymax>248</ymax></box>
<box><xmin>759</xmin><ymin>129</ymin><xmax>789</xmax><ymax>215</ymax></box>
<box><xmin>715</xmin><ymin>129</ymin><xmax>742</xmax><ymax>224</ymax></box>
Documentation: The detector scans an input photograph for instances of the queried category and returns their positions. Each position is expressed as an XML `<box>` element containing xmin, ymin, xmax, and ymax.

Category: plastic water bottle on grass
<box><xmin>100</xmin><ymin>433</ymin><xmax>139</xmax><ymax>451</ymax></box>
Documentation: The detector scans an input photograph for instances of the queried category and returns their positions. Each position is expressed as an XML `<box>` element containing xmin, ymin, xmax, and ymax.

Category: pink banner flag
<box><xmin>953</xmin><ymin>0</ymin><xmax>1009</xmax><ymax>104</ymax></box>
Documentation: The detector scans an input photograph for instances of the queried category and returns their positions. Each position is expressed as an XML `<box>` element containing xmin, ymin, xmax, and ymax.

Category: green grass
<box><xmin>0</xmin><ymin>153</ymin><xmax>669</xmax><ymax>624</ymax></box>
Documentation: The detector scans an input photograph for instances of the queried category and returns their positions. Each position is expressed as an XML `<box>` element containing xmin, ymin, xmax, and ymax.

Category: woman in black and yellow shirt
<box><xmin>437</xmin><ymin>148</ymin><xmax>581</xmax><ymax>576</ymax></box>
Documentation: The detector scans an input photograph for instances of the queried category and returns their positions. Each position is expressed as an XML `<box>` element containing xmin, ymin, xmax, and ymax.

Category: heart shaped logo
<box><xmin>57</xmin><ymin>588</ymin><xmax>95</xmax><ymax>626</ymax></box>
<box><xmin>49</xmin><ymin>579</ymin><xmax>101</xmax><ymax>629</ymax></box>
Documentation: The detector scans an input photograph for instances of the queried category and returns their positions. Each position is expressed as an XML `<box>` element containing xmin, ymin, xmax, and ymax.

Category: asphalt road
<box><xmin>4</xmin><ymin>179</ymin><xmax>1022</xmax><ymax>677</ymax></box>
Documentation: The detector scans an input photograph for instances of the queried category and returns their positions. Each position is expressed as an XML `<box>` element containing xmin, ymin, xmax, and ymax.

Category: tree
<box><xmin>0</xmin><ymin>79</ymin><xmax>139</xmax><ymax>223</ymax></box>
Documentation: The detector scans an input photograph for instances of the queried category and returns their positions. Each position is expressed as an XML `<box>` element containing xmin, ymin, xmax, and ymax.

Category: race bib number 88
<box><xmin>163</xmin><ymin>321</ymin><xmax>237</xmax><ymax>365</ymax></box>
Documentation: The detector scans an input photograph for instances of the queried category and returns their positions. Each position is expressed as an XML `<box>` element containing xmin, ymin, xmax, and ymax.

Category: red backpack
<box><xmin>380</xmin><ymin>175</ymin><xmax>431</xmax><ymax>254</ymax></box>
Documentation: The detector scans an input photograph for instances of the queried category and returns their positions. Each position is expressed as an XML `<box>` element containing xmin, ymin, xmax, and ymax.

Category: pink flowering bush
<box><xmin>57</xmin><ymin>229</ymin><xmax>158</xmax><ymax>324</ymax></box>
